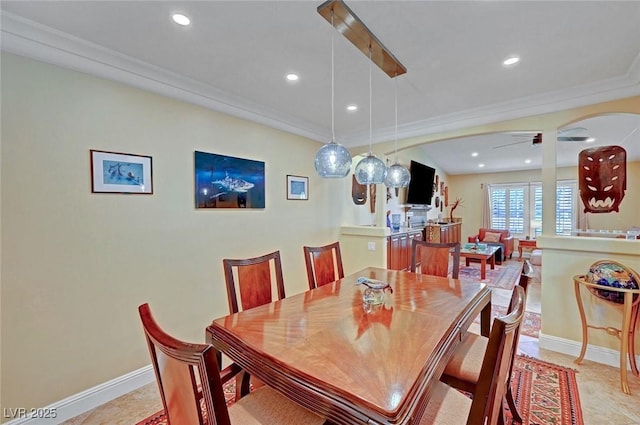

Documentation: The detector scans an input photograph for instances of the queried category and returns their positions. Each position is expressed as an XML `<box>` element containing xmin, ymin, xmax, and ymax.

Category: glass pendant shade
<box><xmin>314</xmin><ymin>140</ymin><xmax>352</xmax><ymax>178</ymax></box>
<box><xmin>384</xmin><ymin>162</ymin><xmax>411</xmax><ymax>188</ymax></box>
<box><xmin>355</xmin><ymin>153</ymin><xmax>387</xmax><ymax>184</ymax></box>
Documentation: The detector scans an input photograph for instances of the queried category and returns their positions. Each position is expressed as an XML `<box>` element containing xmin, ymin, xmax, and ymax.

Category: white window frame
<box><xmin>489</xmin><ymin>180</ymin><xmax>577</xmax><ymax>237</ymax></box>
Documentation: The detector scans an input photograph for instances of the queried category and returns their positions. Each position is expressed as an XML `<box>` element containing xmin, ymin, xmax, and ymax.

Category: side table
<box><xmin>573</xmin><ymin>270</ymin><xmax>640</xmax><ymax>394</ymax></box>
<box><xmin>518</xmin><ymin>238</ymin><xmax>537</xmax><ymax>261</ymax></box>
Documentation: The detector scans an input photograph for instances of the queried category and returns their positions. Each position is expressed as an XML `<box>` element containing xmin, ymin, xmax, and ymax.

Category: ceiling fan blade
<box><xmin>558</xmin><ymin>126</ymin><xmax>587</xmax><ymax>135</ymax></box>
<box><xmin>557</xmin><ymin>136</ymin><xmax>589</xmax><ymax>142</ymax></box>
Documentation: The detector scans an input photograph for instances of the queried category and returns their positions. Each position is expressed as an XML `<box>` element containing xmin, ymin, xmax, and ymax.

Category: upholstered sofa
<box><xmin>468</xmin><ymin>228</ymin><xmax>514</xmax><ymax>263</ymax></box>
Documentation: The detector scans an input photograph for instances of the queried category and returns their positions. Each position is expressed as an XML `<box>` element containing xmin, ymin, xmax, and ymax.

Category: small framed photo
<box><xmin>90</xmin><ymin>149</ymin><xmax>153</xmax><ymax>194</ymax></box>
<box><xmin>287</xmin><ymin>175</ymin><xmax>309</xmax><ymax>200</ymax></box>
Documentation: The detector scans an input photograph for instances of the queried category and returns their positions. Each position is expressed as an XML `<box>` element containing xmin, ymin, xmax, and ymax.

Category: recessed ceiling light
<box><xmin>586</xmin><ymin>137</ymin><xmax>596</xmax><ymax>143</ymax></box>
<box><xmin>524</xmin><ymin>159</ymin><xmax>532</xmax><ymax>164</ymax></box>
<box><xmin>346</xmin><ymin>104</ymin><xmax>358</xmax><ymax>112</ymax></box>
<box><xmin>471</xmin><ymin>152</ymin><xmax>479</xmax><ymax>157</ymax></box>
<box><xmin>172</xmin><ymin>13</ymin><xmax>190</xmax><ymax>26</ymax></box>
<box><xmin>286</xmin><ymin>73</ymin><xmax>299</xmax><ymax>81</ymax></box>
<box><xmin>478</xmin><ymin>163</ymin><xmax>485</xmax><ymax>168</ymax></box>
<box><xmin>503</xmin><ymin>55</ymin><xmax>520</xmax><ymax>66</ymax></box>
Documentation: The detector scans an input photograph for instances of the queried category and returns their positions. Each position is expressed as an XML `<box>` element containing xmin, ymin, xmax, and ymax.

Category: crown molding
<box><xmin>2</xmin><ymin>11</ymin><xmax>639</xmax><ymax>149</ymax></box>
<box><xmin>353</xmin><ymin>54</ymin><xmax>640</xmax><ymax>147</ymax></box>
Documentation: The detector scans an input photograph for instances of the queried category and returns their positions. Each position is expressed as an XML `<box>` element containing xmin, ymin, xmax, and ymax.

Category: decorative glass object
<box><xmin>315</xmin><ymin>9</ymin><xmax>352</xmax><ymax>178</ymax></box>
<box><xmin>355</xmin><ymin>153</ymin><xmax>387</xmax><ymax>185</ymax></box>
<box><xmin>356</xmin><ymin>276</ymin><xmax>393</xmax><ymax>305</ymax></box>
<box><xmin>384</xmin><ymin>77</ymin><xmax>411</xmax><ymax>188</ymax></box>
<box><xmin>384</xmin><ymin>162</ymin><xmax>411</xmax><ymax>188</ymax></box>
<box><xmin>585</xmin><ymin>260</ymin><xmax>639</xmax><ymax>304</ymax></box>
<box><xmin>315</xmin><ymin>141</ymin><xmax>352</xmax><ymax>177</ymax></box>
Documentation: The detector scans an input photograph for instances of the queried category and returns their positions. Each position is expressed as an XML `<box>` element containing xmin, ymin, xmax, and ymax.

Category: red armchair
<box><xmin>468</xmin><ymin>228</ymin><xmax>514</xmax><ymax>262</ymax></box>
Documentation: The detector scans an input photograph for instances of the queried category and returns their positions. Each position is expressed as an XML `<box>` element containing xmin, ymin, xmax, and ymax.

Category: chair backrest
<box><xmin>410</xmin><ymin>240</ymin><xmax>460</xmax><ymax>279</ymax></box>
<box><xmin>223</xmin><ymin>250</ymin><xmax>286</xmax><ymax>313</ymax></box>
<box><xmin>139</xmin><ymin>303</ymin><xmax>232</xmax><ymax>425</ymax></box>
<box><xmin>467</xmin><ymin>285</ymin><xmax>526</xmax><ymax>425</ymax></box>
<box><xmin>303</xmin><ymin>241</ymin><xmax>345</xmax><ymax>289</ymax></box>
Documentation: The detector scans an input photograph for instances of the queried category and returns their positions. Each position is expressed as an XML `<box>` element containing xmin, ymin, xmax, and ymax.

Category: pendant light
<box><xmin>384</xmin><ymin>76</ymin><xmax>411</xmax><ymax>188</ymax></box>
<box><xmin>314</xmin><ymin>9</ymin><xmax>352</xmax><ymax>178</ymax></box>
<box><xmin>354</xmin><ymin>47</ymin><xmax>387</xmax><ymax>185</ymax></box>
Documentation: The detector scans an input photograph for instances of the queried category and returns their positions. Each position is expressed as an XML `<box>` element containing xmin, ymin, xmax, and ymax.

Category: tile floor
<box><xmin>62</xmin><ymin>261</ymin><xmax>640</xmax><ymax>425</ymax></box>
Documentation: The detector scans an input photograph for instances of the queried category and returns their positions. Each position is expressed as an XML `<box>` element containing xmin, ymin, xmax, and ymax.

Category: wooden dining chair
<box><xmin>303</xmin><ymin>241</ymin><xmax>345</xmax><ymax>289</ymax></box>
<box><xmin>222</xmin><ymin>250</ymin><xmax>286</xmax><ymax>394</ymax></box>
<box><xmin>410</xmin><ymin>240</ymin><xmax>461</xmax><ymax>279</ymax></box>
<box><xmin>138</xmin><ymin>303</ymin><xmax>324</xmax><ymax>425</ymax></box>
<box><xmin>223</xmin><ymin>250</ymin><xmax>286</xmax><ymax>314</ymax></box>
<box><xmin>419</xmin><ymin>285</ymin><xmax>526</xmax><ymax>425</ymax></box>
<box><xmin>440</xmin><ymin>273</ymin><xmax>531</xmax><ymax>424</ymax></box>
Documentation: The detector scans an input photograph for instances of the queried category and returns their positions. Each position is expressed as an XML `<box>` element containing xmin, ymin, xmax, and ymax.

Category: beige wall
<box><xmin>449</xmin><ymin>162</ymin><xmax>640</xmax><ymax>241</ymax></box>
<box><xmin>0</xmin><ymin>53</ymin><xmax>347</xmax><ymax>411</ymax></box>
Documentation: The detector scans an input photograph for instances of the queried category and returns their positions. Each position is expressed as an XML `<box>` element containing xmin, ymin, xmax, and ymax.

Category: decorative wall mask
<box><xmin>578</xmin><ymin>145</ymin><xmax>627</xmax><ymax>213</ymax></box>
<box><xmin>352</xmin><ymin>175</ymin><xmax>367</xmax><ymax>205</ymax></box>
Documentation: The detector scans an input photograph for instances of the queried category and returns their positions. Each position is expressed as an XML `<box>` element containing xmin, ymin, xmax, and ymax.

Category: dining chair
<box><xmin>222</xmin><ymin>250</ymin><xmax>287</xmax><ymax>395</ymax></box>
<box><xmin>440</xmin><ymin>273</ymin><xmax>531</xmax><ymax>424</ymax></box>
<box><xmin>138</xmin><ymin>303</ymin><xmax>324</xmax><ymax>425</ymax></box>
<box><xmin>419</xmin><ymin>285</ymin><xmax>526</xmax><ymax>425</ymax></box>
<box><xmin>303</xmin><ymin>241</ymin><xmax>345</xmax><ymax>289</ymax></box>
<box><xmin>410</xmin><ymin>240</ymin><xmax>461</xmax><ymax>279</ymax></box>
<box><xmin>223</xmin><ymin>250</ymin><xmax>286</xmax><ymax>314</ymax></box>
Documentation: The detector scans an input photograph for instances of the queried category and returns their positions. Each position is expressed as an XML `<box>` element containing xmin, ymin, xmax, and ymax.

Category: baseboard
<box><xmin>3</xmin><ymin>365</ymin><xmax>155</xmax><ymax>424</ymax></box>
<box><xmin>539</xmin><ymin>332</ymin><xmax>640</xmax><ymax>370</ymax></box>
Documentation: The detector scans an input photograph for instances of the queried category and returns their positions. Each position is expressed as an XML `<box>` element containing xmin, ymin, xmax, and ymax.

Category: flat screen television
<box><xmin>405</xmin><ymin>160</ymin><xmax>436</xmax><ymax>205</ymax></box>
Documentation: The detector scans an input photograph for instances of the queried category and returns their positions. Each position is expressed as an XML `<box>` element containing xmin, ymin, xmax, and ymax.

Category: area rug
<box><xmin>135</xmin><ymin>356</ymin><xmax>583</xmax><ymax>425</ymax></box>
<box><xmin>490</xmin><ymin>304</ymin><xmax>541</xmax><ymax>339</ymax></box>
<box><xmin>458</xmin><ymin>260</ymin><xmax>524</xmax><ymax>289</ymax></box>
<box><xmin>507</xmin><ymin>355</ymin><xmax>584</xmax><ymax>425</ymax></box>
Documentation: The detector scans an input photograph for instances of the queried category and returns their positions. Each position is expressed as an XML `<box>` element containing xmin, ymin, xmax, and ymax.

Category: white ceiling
<box><xmin>2</xmin><ymin>1</ymin><xmax>639</xmax><ymax>175</ymax></box>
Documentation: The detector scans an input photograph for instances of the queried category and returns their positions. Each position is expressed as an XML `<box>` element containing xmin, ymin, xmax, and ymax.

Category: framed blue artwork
<box><xmin>91</xmin><ymin>149</ymin><xmax>153</xmax><ymax>194</ymax></box>
<box><xmin>194</xmin><ymin>151</ymin><xmax>265</xmax><ymax>209</ymax></box>
<box><xmin>287</xmin><ymin>175</ymin><xmax>309</xmax><ymax>200</ymax></box>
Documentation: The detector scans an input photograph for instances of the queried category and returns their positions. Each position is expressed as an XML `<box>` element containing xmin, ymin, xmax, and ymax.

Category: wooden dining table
<box><xmin>206</xmin><ymin>267</ymin><xmax>491</xmax><ymax>425</ymax></box>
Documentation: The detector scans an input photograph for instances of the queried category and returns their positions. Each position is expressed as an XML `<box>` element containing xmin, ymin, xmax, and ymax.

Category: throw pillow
<box><xmin>482</xmin><ymin>232</ymin><xmax>502</xmax><ymax>243</ymax></box>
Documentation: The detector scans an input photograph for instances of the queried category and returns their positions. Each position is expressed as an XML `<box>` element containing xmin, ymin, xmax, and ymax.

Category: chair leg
<box><xmin>239</xmin><ymin>370</ymin><xmax>251</xmax><ymax>397</ymax></box>
<box><xmin>506</xmin><ymin>387</ymin><xmax>522</xmax><ymax>424</ymax></box>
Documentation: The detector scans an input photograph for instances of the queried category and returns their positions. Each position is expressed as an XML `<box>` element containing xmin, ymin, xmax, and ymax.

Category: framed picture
<box><xmin>287</xmin><ymin>175</ymin><xmax>309</xmax><ymax>200</ymax></box>
<box><xmin>194</xmin><ymin>151</ymin><xmax>265</xmax><ymax>209</ymax></box>
<box><xmin>90</xmin><ymin>149</ymin><xmax>153</xmax><ymax>194</ymax></box>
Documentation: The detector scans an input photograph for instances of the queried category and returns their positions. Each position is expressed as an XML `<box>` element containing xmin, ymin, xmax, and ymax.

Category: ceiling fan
<box><xmin>493</xmin><ymin>127</ymin><xmax>590</xmax><ymax>149</ymax></box>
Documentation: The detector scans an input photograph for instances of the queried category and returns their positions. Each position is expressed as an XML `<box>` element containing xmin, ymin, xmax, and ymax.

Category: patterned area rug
<box><xmin>458</xmin><ymin>261</ymin><xmax>524</xmax><ymax>289</ymax></box>
<box><xmin>491</xmin><ymin>304</ymin><xmax>541</xmax><ymax>339</ymax></box>
<box><xmin>507</xmin><ymin>355</ymin><xmax>584</xmax><ymax>425</ymax></box>
<box><xmin>135</xmin><ymin>356</ymin><xmax>583</xmax><ymax>425</ymax></box>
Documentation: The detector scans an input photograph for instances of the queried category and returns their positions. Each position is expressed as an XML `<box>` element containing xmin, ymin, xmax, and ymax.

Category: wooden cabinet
<box><xmin>387</xmin><ymin>230</ymin><xmax>423</xmax><ymax>270</ymax></box>
<box><xmin>423</xmin><ymin>222</ymin><xmax>461</xmax><ymax>244</ymax></box>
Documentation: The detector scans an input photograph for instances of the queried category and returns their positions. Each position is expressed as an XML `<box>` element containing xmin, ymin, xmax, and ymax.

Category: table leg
<box><xmin>573</xmin><ymin>280</ymin><xmax>589</xmax><ymax>365</ymax></box>
<box><xmin>518</xmin><ymin>246</ymin><xmax>523</xmax><ymax>261</ymax></box>
<box><xmin>480</xmin><ymin>259</ymin><xmax>486</xmax><ymax>280</ymax></box>
<box><xmin>481</xmin><ymin>299</ymin><xmax>491</xmax><ymax>337</ymax></box>
<box><xmin>489</xmin><ymin>254</ymin><xmax>495</xmax><ymax>270</ymax></box>
<box><xmin>466</xmin><ymin>257</ymin><xmax>470</xmax><ymax>267</ymax></box>
<box><xmin>620</xmin><ymin>292</ymin><xmax>633</xmax><ymax>394</ymax></box>
<box><xmin>630</xmin><ymin>305</ymin><xmax>639</xmax><ymax>377</ymax></box>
